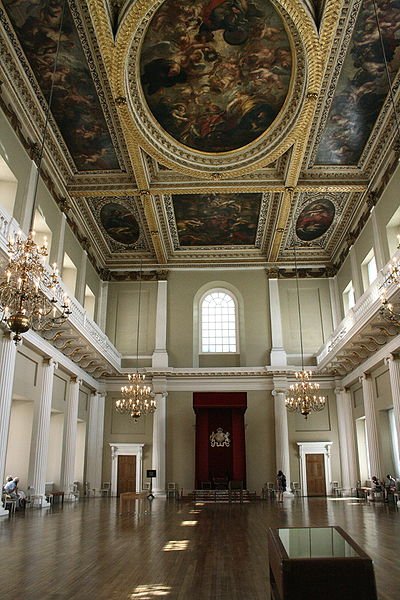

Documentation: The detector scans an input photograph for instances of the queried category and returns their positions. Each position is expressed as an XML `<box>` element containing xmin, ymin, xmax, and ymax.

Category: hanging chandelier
<box><xmin>117</xmin><ymin>373</ymin><xmax>156</xmax><ymax>421</ymax></box>
<box><xmin>379</xmin><ymin>256</ymin><xmax>400</xmax><ymax>326</ymax></box>
<box><xmin>0</xmin><ymin>0</ymin><xmax>71</xmax><ymax>344</ymax></box>
<box><xmin>116</xmin><ymin>261</ymin><xmax>156</xmax><ymax>420</ymax></box>
<box><xmin>285</xmin><ymin>370</ymin><xmax>327</xmax><ymax>419</ymax></box>
<box><xmin>285</xmin><ymin>240</ymin><xmax>326</xmax><ymax>419</ymax></box>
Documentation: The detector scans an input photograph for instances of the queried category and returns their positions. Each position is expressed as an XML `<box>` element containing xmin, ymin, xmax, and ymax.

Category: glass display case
<box><xmin>267</xmin><ymin>526</ymin><xmax>377</xmax><ymax>600</ymax></box>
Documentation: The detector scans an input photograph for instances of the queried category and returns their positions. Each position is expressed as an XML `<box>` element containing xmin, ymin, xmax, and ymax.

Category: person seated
<box><xmin>2</xmin><ymin>475</ymin><xmax>13</xmax><ymax>493</ymax></box>
<box><xmin>4</xmin><ymin>477</ymin><xmax>25</xmax><ymax>509</ymax></box>
<box><xmin>385</xmin><ymin>474</ymin><xmax>397</xmax><ymax>502</ymax></box>
<box><xmin>4</xmin><ymin>476</ymin><xmax>18</xmax><ymax>498</ymax></box>
<box><xmin>370</xmin><ymin>476</ymin><xmax>384</xmax><ymax>500</ymax></box>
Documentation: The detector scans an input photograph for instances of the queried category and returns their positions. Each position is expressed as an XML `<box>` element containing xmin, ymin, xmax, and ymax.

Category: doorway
<box><xmin>117</xmin><ymin>455</ymin><xmax>136</xmax><ymax>496</ymax></box>
<box><xmin>306</xmin><ymin>454</ymin><xmax>326</xmax><ymax>496</ymax></box>
<box><xmin>109</xmin><ymin>443</ymin><xmax>144</xmax><ymax>496</ymax></box>
<box><xmin>297</xmin><ymin>442</ymin><xmax>332</xmax><ymax>496</ymax></box>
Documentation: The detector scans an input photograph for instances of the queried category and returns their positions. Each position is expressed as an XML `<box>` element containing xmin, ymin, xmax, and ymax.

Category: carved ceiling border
<box><xmin>121</xmin><ymin>0</ymin><xmax>311</xmax><ymax>175</ymax></box>
<box><xmin>307</xmin><ymin>0</ymin><xmax>362</xmax><ymax>168</ymax></box>
<box><xmin>283</xmin><ymin>191</ymin><xmax>348</xmax><ymax>252</ymax></box>
<box><xmin>260</xmin><ymin>192</ymin><xmax>282</xmax><ymax>258</ymax></box>
<box><xmin>86</xmin><ymin>195</ymin><xmax>149</xmax><ymax>253</ymax></box>
<box><xmin>72</xmin><ymin>194</ymin><xmax>154</xmax><ymax>263</ymax></box>
<box><xmin>163</xmin><ymin>191</ymin><xmax>269</xmax><ymax>254</ymax></box>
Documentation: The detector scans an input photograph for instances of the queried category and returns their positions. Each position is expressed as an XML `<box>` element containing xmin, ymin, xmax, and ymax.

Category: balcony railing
<box><xmin>0</xmin><ymin>205</ymin><xmax>121</xmax><ymax>371</ymax></box>
<box><xmin>317</xmin><ymin>250</ymin><xmax>400</xmax><ymax>366</ymax></box>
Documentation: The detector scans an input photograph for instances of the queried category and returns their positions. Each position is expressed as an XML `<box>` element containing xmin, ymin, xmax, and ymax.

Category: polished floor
<box><xmin>0</xmin><ymin>495</ymin><xmax>399</xmax><ymax>600</ymax></box>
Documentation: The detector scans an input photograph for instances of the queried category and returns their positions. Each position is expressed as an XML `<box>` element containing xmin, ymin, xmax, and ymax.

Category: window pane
<box><xmin>201</xmin><ymin>291</ymin><xmax>237</xmax><ymax>353</ymax></box>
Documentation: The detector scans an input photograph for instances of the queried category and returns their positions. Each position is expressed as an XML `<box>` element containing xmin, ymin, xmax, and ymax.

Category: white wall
<box><xmin>46</xmin><ymin>413</ymin><xmax>64</xmax><ymax>487</ymax></box>
<box><xmin>5</xmin><ymin>400</ymin><xmax>34</xmax><ymax>490</ymax></box>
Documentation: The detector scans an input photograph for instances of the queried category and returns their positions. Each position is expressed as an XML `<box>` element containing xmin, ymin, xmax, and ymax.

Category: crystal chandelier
<box><xmin>379</xmin><ymin>257</ymin><xmax>400</xmax><ymax>326</ymax></box>
<box><xmin>117</xmin><ymin>373</ymin><xmax>156</xmax><ymax>421</ymax></box>
<box><xmin>116</xmin><ymin>261</ymin><xmax>156</xmax><ymax>420</ymax></box>
<box><xmin>0</xmin><ymin>0</ymin><xmax>71</xmax><ymax>344</ymax></box>
<box><xmin>285</xmin><ymin>241</ymin><xmax>326</xmax><ymax>419</ymax></box>
<box><xmin>285</xmin><ymin>370</ymin><xmax>326</xmax><ymax>419</ymax></box>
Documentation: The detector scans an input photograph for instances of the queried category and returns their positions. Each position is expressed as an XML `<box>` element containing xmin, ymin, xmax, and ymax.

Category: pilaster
<box><xmin>360</xmin><ymin>373</ymin><xmax>383</xmax><ymax>478</ymax></box>
<box><xmin>54</xmin><ymin>212</ymin><xmax>67</xmax><ymax>268</ymax></box>
<box><xmin>28</xmin><ymin>358</ymin><xmax>57</xmax><ymax>506</ymax></box>
<box><xmin>85</xmin><ymin>392</ymin><xmax>104</xmax><ymax>495</ymax></box>
<box><xmin>97</xmin><ymin>281</ymin><xmax>109</xmax><ymax>331</ymax></box>
<box><xmin>350</xmin><ymin>246</ymin><xmax>363</xmax><ymax>301</ymax></box>
<box><xmin>0</xmin><ymin>331</ymin><xmax>17</xmax><ymax>517</ymax></box>
<box><xmin>335</xmin><ymin>385</ymin><xmax>358</xmax><ymax>490</ymax></box>
<box><xmin>60</xmin><ymin>378</ymin><xmax>80</xmax><ymax>495</ymax></box>
<box><xmin>385</xmin><ymin>355</ymin><xmax>400</xmax><ymax>470</ymax></box>
<box><xmin>75</xmin><ymin>251</ymin><xmax>87</xmax><ymax>306</ymax></box>
<box><xmin>272</xmin><ymin>378</ymin><xmax>290</xmax><ymax>487</ymax></box>
<box><xmin>152</xmin><ymin>279</ymin><xmax>169</xmax><ymax>368</ymax></box>
<box><xmin>370</xmin><ymin>207</ymin><xmax>385</xmax><ymax>270</ymax></box>
<box><xmin>152</xmin><ymin>392</ymin><xmax>167</xmax><ymax>495</ymax></box>
<box><xmin>329</xmin><ymin>277</ymin><xmax>341</xmax><ymax>330</ymax></box>
<box><xmin>269</xmin><ymin>278</ymin><xmax>287</xmax><ymax>367</ymax></box>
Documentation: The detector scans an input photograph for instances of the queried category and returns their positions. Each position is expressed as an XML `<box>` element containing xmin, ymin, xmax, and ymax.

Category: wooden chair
<box><xmin>266</xmin><ymin>481</ymin><xmax>275</xmax><ymax>498</ymax></box>
<box><xmin>167</xmin><ymin>482</ymin><xmax>178</xmax><ymax>499</ymax></box>
<box><xmin>291</xmin><ymin>482</ymin><xmax>302</xmax><ymax>497</ymax></box>
<box><xmin>331</xmin><ymin>481</ymin><xmax>343</xmax><ymax>497</ymax></box>
<box><xmin>100</xmin><ymin>482</ymin><xmax>111</xmax><ymax>497</ymax></box>
<box><xmin>2</xmin><ymin>493</ymin><xmax>17</xmax><ymax>514</ymax></box>
<box><xmin>25</xmin><ymin>487</ymin><xmax>43</xmax><ymax>508</ymax></box>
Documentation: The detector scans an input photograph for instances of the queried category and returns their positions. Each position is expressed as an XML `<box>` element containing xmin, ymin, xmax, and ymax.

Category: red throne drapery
<box><xmin>193</xmin><ymin>392</ymin><xmax>247</xmax><ymax>489</ymax></box>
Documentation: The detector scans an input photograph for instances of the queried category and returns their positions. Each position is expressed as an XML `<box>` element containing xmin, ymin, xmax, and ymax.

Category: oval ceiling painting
<box><xmin>296</xmin><ymin>199</ymin><xmax>336</xmax><ymax>242</ymax></box>
<box><xmin>140</xmin><ymin>0</ymin><xmax>292</xmax><ymax>153</ymax></box>
<box><xmin>100</xmin><ymin>203</ymin><xmax>140</xmax><ymax>246</ymax></box>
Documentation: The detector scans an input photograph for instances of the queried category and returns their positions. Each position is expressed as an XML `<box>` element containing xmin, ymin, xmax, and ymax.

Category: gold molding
<box><xmin>110</xmin><ymin>0</ymin><xmax>322</xmax><ymax>177</ymax></box>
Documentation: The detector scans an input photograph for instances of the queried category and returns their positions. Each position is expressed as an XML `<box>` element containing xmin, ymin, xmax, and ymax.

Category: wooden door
<box><xmin>306</xmin><ymin>454</ymin><xmax>326</xmax><ymax>496</ymax></box>
<box><xmin>117</xmin><ymin>455</ymin><xmax>136</xmax><ymax>496</ymax></box>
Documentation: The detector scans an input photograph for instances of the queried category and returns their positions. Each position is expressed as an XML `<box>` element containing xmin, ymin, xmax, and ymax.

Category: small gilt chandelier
<box><xmin>115</xmin><ymin>261</ymin><xmax>156</xmax><ymax>420</ymax></box>
<box><xmin>379</xmin><ymin>256</ymin><xmax>400</xmax><ymax>326</ymax></box>
<box><xmin>0</xmin><ymin>0</ymin><xmax>71</xmax><ymax>344</ymax></box>
<box><xmin>285</xmin><ymin>241</ymin><xmax>326</xmax><ymax>419</ymax></box>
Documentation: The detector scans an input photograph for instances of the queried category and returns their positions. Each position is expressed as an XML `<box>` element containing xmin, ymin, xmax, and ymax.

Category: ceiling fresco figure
<box><xmin>295</xmin><ymin>199</ymin><xmax>335</xmax><ymax>242</ymax></box>
<box><xmin>3</xmin><ymin>0</ymin><xmax>120</xmax><ymax>171</ymax></box>
<box><xmin>315</xmin><ymin>0</ymin><xmax>400</xmax><ymax>165</ymax></box>
<box><xmin>173</xmin><ymin>193</ymin><xmax>261</xmax><ymax>246</ymax></box>
<box><xmin>140</xmin><ymin>0</ymin><xmax>292</xmax><ymax>152</ymax></box>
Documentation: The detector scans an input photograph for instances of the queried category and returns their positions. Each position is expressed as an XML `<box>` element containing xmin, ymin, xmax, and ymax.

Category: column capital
<box><xmin>272</xmin><ymin>375</ymin><xmax>288</xmax><ymax>390</ymax></box>
<box><xmin>0</xmin><ymin>329</ymin><xmax>14</xmax><ymax>343</ymax></box>
<box><xmin>385</xmin><ymin>353</ymin><xmax>400</xmax><ymax>366</ymax></box>
<box><xmin>359</xmin><ymin>373</ymin><xmax>370</xmax><ymax>384</ymax></box>
<box><xmin>43</xmin><ymin>357</ymin><xmax>57</xmax><ymax>369</ymax></box>
<box><xmin>272</xmin><ymin>388</ymin><xmax>287</xmax><ymax>397</ymax></box>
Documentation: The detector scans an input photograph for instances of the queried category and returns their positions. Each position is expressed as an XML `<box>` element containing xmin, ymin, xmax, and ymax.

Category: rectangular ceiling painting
<box><xmin>3</xmin><ymin>0</ymin><xmax>120</xmax><ymax>171</ymax></box>
<box><xmin>173</xmin><ymin>193</ymin><xmax>261</xmax><ymax>246</ymax></box>
<box><xmin>315</xmin><ymin>0</ymin><xmax>400</xmax><ymax>165</ymax></box>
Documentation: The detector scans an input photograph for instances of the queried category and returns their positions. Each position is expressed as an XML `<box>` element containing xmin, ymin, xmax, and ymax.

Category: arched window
<box><xmin>201</xmin><ymin>291</ymin><xmax>237</xmax><ymax>353</ymax></box>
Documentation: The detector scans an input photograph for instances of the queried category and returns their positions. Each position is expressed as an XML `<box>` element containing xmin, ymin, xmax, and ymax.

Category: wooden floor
<box><xmin>0</xmin><ymin>495</ymin><xmax>399</xmax><ymax>599</ymax></box>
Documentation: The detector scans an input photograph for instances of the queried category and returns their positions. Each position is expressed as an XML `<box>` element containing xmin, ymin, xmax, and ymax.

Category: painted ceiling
<box><xmin>0</xmin><ymin>0</ymin><xmax>399</xmax><ymax>276</ymax></box>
